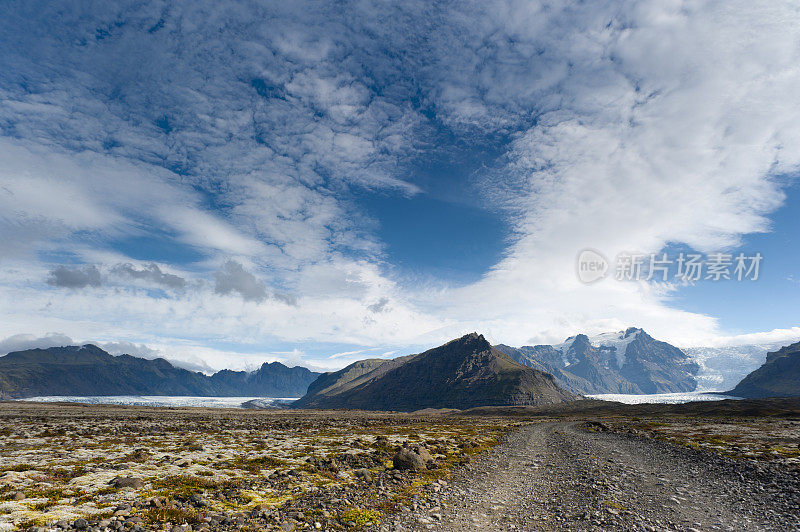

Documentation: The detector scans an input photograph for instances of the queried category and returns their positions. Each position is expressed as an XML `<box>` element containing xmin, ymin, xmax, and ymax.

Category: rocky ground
<box><xmin>0</xmin><ymin>402</ymin><xmax>512</xmax><ymax>532</ymax></box>
<box><xmin>380</xmin><ymin>420</ymin><xmax>800</xmax><ymax>531</ymax></box>
<box><xmin>2</xmin><ymin>401</ymin><xmax>799</xmax><ymax>531</ymax></box>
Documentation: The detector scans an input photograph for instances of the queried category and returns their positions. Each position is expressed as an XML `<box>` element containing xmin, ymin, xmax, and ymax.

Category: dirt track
<box><xmin>385</xmin><ymin>421</ymin><xmax>800</xmax><ymax>531</ymax></box>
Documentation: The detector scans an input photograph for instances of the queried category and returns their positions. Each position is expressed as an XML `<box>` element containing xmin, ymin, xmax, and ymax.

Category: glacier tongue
<box><xmin>683</xmin><ymin>344</ymin><xmax>780</xmax><ymax>391</ymax></box>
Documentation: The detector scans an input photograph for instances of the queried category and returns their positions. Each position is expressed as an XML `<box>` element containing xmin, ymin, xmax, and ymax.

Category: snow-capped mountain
<box><xmin>496</xmin><ymin>328</ymin><xmax>699</xmax><ymax>395</ymax></box>
<box><xmin>553</xmin><ymin>328</ymin><xmax>642</xmax><ymax>370</ymax></box>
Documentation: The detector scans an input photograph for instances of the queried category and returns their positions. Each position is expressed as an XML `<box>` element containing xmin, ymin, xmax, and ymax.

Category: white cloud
<box><xmin>110</xmin><ymin>263</ymin><xmax>187</xmax><ymax>290</ymax></box>
<box><xmin>0</xmin><ymin>1</ymin><xmax>797</xmax><ymax>370</ymax></box>
<box><xmin>416</xmin><ymin>0</ymin><xmax>800</xmax><ymax>347</ymax></box>
<box><xmin>0</xmin><ymin>333</ymin><xmax>75</xmax><ymax>355</ymax></box>
<box><xmin>685</xmin><ymin>327</ymin><xmax>800</xmax><ymax>349</ymax></box>
<box><xmin>98</xmin><ymin>340</ymin><xmax>161</xmax><ymax>359</ymax></box>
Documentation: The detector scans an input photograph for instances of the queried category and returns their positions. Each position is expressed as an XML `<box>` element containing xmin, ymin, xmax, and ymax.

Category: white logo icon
<box><xmin>576</xmin><ymin>248</ymin><xmax>609</xmax><ymax>284</ymax></box>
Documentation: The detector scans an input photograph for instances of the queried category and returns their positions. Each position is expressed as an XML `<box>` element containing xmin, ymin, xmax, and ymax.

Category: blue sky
<box><xmin>666</xmin><ymin>181</ymin><xmax>800</xmax><ymax>334</ymax></box>
<box><xmin>0</xmin><ymin>0</ymin><xmax>799</xmax><ymax>371</ymax></box>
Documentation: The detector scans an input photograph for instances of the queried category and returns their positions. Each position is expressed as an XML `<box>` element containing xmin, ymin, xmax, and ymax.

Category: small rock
<box><xmin>190</xmin><ymin>493</ymin><xmax>209</xmax><ymax>507</ymax></box>
<box><xmin>110</xmin><ymin>476</ymin><xmax>144</xmax><ymax>489</ymax></box>
<box><xmin>355</xmin><ymin>468</ymin><xmax>372</xmax><ymax>482</ymax></box>
<box><xmin>12</xmin><ymin>491</ymin><xmax>25</xmax><ymax>500</ymax></box>
<box><xmin>73</xmin><ymin>518</ymin><xmax>89</xmax><ymax>530</ymax></box>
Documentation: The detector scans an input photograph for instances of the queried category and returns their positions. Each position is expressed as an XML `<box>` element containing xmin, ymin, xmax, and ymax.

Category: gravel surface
<box><xmin>381</xmin><ymin>421</ymin><xmax>800</xmax><ymax>531</ymax></box>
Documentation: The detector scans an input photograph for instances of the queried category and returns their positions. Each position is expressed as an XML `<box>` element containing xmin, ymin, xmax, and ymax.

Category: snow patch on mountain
<box><xmin>553</xmin><ymin>336</ymin><xmax>578</xmax><ymax>366</ymax></box>
<box><xmin>590</xmin><ymin>328</ymin><xmax>641</xmax><ymax>368</ymax></box>
<box><xmin>552</xmin><ymin>328</ymin><xmax>642</xmax><ymax>369</ymax></box>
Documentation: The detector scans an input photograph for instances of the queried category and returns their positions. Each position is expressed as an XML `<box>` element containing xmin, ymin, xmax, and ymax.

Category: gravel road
<box><xmin>381</xmin><ymin>421</ymin><xmax>800</xmax><ymax>531</ymax></box>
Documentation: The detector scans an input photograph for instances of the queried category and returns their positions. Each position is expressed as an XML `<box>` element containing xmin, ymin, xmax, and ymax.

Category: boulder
<box><xmin>392</xmin><ymin>447</ymin><xmax>429</xmax><ymax>470</ymax></box>
<box><xmin>413</xmin><ymin>446</ymin><xmax>433</xmax><ymax>463</ymax></box>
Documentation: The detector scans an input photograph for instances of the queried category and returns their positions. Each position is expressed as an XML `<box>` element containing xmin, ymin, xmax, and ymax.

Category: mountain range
<box><xmin>3</xmin><ymin>331</ymin><xmax>798</xmax><ymax>406</ymax></box>
<box><xmin>293</xmin><ymin>333</ymin><xmax>577</xmax><ymax>411</ymax></box>
<box><xmin>729</xmin><ymin>341</ymin><xmax>800</xmax><ymax>398</ymax></box>
<box><xmin>0</xmin><ymin>345</ymin><xmax>320</xmax><ymax>399</ymax></box>
<box><xmin>495</xmin><ymin>328</ymin><xmax>699</xmax><ymax>395</ymax></box>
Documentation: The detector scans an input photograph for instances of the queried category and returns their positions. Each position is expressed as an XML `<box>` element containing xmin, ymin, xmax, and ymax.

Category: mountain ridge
<box><xmin>294</xmin><ymin>333</ymin><xmax>577</xmax><ymax>411</ymax></box>
<box><xmin>0</xmin><ymin>345</ymin><xmax>320</xmax><ymax>399</ymax></box>
<box><xmin>495</xmin><ymin>328</ymin><xmax>699</xmax><ymax>395</ymax></box>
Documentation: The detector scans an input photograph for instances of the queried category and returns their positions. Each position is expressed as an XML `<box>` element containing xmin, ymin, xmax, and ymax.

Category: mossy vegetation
<box><xmin>0</xmin><ymin>463</ymin><xmax>36</xmax><ymax>473</ymax></box>
<box><xmin>15</xmin><ymin>517</ymin><xmax>49</xmax><ymax>530</ymax></box>
<box><xmin>230</xmin><ymin>455</ymin><xmax>287</xmax><ymax>473</ymax></box>
<box><xmin>339</xmin><ymin>507</ymin><xmax>383</xmax><ymax>527</ymax></box>
<box><xmin>144</xmin><ymin>506</ymin><xmax>202</xmax><ymax>525</ymax></box>
<box><xmin>621</xmin><ymin>417</ymin><xmax>800</xmax><ymax>461</ymax></box>
<box><xmin>152</xmin><ymin>475</ymin><xmax>228</xmax><ymax>499</ymax></box>
<box><xmin>0</xmin><ymin>403</ymin><xmax>513</xmax><ymax>531</ymax></box>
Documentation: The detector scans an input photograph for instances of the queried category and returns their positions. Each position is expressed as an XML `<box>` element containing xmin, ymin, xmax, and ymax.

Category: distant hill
<box><xmin>0</xmin><ymin>345</ymin><xmax>320</xmax><ymax>399</ymax></box>
<box><xmin>729</xmin><ymin>341</ymin><xmax>800</xmax><ymax>398</ymax></box>
<box><xmin>495</xmin><ymin>328</ymin><xmax>699</xmax><ymax>395</ymax></box>
<box><xmin>293</xmin><ymin>333</ymin><xmax>577</xmax><ymax>411</ymax></box>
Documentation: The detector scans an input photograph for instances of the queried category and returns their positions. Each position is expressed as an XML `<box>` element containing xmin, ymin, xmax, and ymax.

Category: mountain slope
<box><xmin>297</xmin><ymin>355</ymin><xmax>418</xmax><ymax>405</ymax></box>
<box><xmin>496</xmin><ymin>328</ymin><xmax>698</xmax><ymax>395</ymax></box>
<box><xmin>0</xmin><ymin>345</ymin><xmax>319</xmax><ymax>398</ymax></box>
<box><xmin>619</xmin><ymin>331</ymin><xmax>699</xmax><ymax>393</ymax></box>
<box><xmin>729</xmin><ymin>342</ymin><xmax>800</xmax><ymax>398</ymax></box>
<box><xmin>493</xmin><ymin>343</ymin><xmax>605</xmax><ymax>394</ymax></box>
<box><xmin>294</xmin><ymin>333</ymin><xmax>577</xmax><ymax>411</ymax></box>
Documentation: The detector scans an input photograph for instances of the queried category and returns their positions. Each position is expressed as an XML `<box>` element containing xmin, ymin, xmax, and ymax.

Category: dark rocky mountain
<box><xmin>209</xmin><ymin>362</ymin><xmax>322</xmax><ymax>397</ymax></box>
<box><xmin>293</xmin><ymin>333</ymin><xmax>577</xmax><ymax>411</ymax></box>
<box><xmin>729</xmin><ymin>341</ymin><xmax>800</xmax><ymax>398</ymax></box>
<box><xmin>0</xmin><ymin>345</ymin><xmax>319</xmax><ymax>398</ymax></box>
<box><xmin>495</xmin><ymin>328</ymin><xmax>699</xmax><ymax>395</ymax></box>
